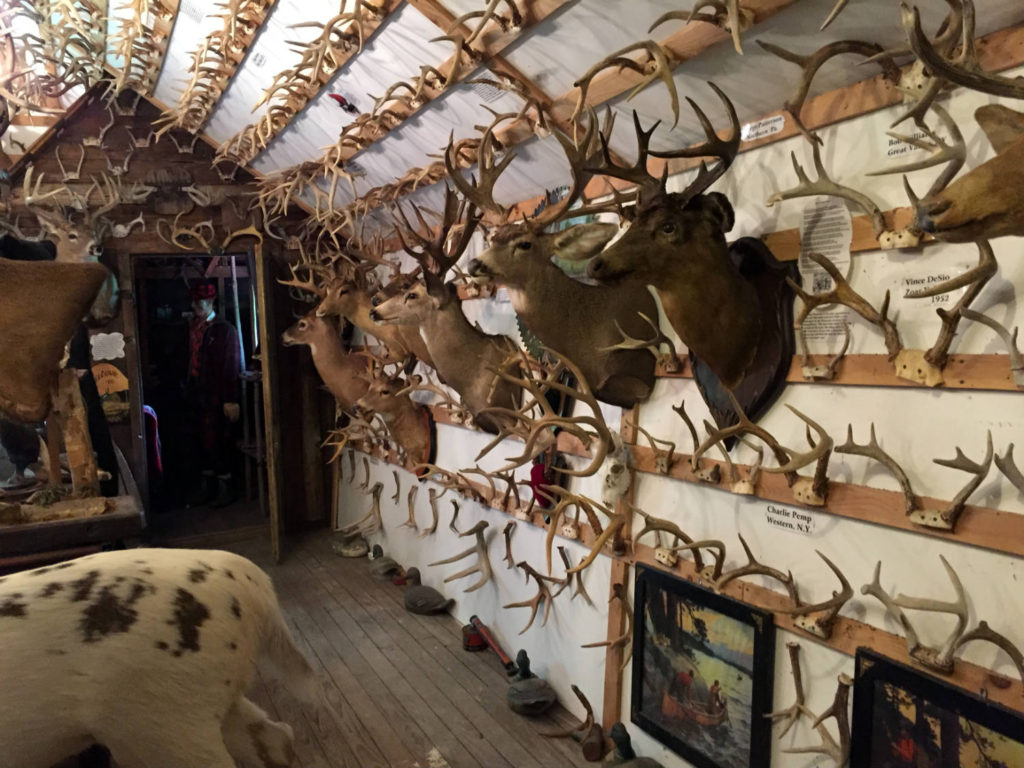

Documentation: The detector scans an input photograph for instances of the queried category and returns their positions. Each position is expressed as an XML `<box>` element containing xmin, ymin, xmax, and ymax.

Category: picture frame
<box><xmin>851</xmin><ymin>648</ymin><xmax>1024</xmax><ymax>768</ymax></box>
<box><xmin>630</xmin><ymin>564</ymin><xmax>776</xmax><ymax>768</ymax></box>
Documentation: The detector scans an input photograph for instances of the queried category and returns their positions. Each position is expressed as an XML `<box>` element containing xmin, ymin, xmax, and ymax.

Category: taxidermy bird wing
<box><xmin>691</xmin><ymin>237</ymin><xmax>796</xmax><ymax>447</ymax></box>
<box><xmin>974</xmin><ymin>104</ymin><xmax>1024</xmax><ymax>155</ymax></box>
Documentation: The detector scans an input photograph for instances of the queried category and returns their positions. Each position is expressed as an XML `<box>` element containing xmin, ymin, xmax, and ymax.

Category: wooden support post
<box><xmin>51</xmin><ymin>369</ymin><xmax>99</xmax><ymax>496</ymax></box>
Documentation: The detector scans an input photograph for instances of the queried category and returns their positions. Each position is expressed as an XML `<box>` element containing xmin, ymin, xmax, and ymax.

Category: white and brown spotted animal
<box><xmin>0</xmin><ymin>548</ymin><xmax>328</xmax><ymax>768</ymax></box>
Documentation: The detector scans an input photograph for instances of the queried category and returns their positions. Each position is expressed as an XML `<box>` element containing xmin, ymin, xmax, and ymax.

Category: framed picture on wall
<box><xmin>631</xmin><ymin>564</ymin><xmax>776</xmax><ymax>768</ymax></box>
<box><xmin>851</xmin><ymin>648</ymin><xmax>1024</xmax><ymax>768</ymax></box>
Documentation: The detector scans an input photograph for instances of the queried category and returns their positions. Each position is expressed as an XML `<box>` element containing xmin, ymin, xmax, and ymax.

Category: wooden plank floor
<box><xmin>225</xmin><ymin>533</ymin><xmax>596</xmax><ymax>768</ymax></box>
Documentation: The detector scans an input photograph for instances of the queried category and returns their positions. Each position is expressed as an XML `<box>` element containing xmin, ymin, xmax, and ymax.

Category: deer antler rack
<box><xmin>630</xmin><ymin>506</ymin><xmax>708</xmax><ymax>575</ymax></box>
<box><xmin>648</xmin><ymin>1</ymin><xmax>754</xmax><ymax>55</ymax></box>
<box><xmin>419</xmin><ymin>487</ymin><xmax>443</xmax><ymax>538</ymax></box>
<box><xmin>866</xmin><ymin>103</ymin><xmax>965</xmax><ymax>200</ymax></box>
<box><xmin>715</xmin><ymin>534</ymin><xmax>801</xmax><ymax>603</ymax></box>
<box><xmin>836</xmin><ymin>424</ymin><xmax>919</xmax><ymax>515</ymax></box>
<box><xmin>581</xmin><ymin>582</ymin><xmax>633</xmax><ymax>671</ymax></box>
<box><xmin>757</xmin><ymin>39</ymin><xmax>899</xmax><ymax>144</ymax></box>
<box><xmin>55</xmin><ymin>144</ymin><xmax>85</xmax><ymax>182</ymax></box>
<box><xmin>429</xmin><ymin>520</ymin><xmax>492</xmax><ymax>593</ymax></box>
<box><xmin>910</xmin><ymin>431</ymin><xmax>992</xmax><ymax>531</ymax></box>
<box><xmin>790</xmin><ymin>252</ymin><xmax>903</xmax><ymax>362</ymax></box>
<box><xmin>672</xmin><ymin>400</ymin><xmax>720</xmax><ymax>485</ymax></box>
<box><xmin>861</xmin><ymin>557</ymin><xmax>968</xmax><ymax>674</ymax></box>
<box><xmin>572</xmin><ymin>41</ymin><xmax>678</xmax><ymax>127</ymax></box>
<box><xmin>502</xmin><ymin>521</ymin><xmax>517</xmax><ymax>569</ymax></box>
<box><xmin>540</xmin><ymin>684</ymin><xmax>604</xmax><ymax>761</ymax></box>
<box><xmin>360</xmin><ymin>456</ymin><xmax>371</xmax><ymax>489</ymax></box>
<box><xmin>774</xmin><ymin>552</ymin><xmax>852</xmax><ymax>640</ymax></box>
<box><xmin>504</xmin><ymin>560</ymin><xmax>563</xmax><ymax>634</ymax></box>
<box><xmin>635</xmin><ymin>426</ymin><xmax>676</xmax><ymax>475</ymax></box>
<box><xmin>600</xmin><ymin>312</ymin><xmax>681</xmax><ymax>374</ymax></box>
<box><xmin>961</xmin><ymin>308</ymin><xmax>1024</xmax><ymax>388</ymax></box>
<box><xmin>447</xmin><ymin>0</ymin><xmax>523</xmax><ymax>45</ymax></box>
<box><xmin>337</xmin><ymin>481</ymin><xmax>384</xmax><ymax>538</ymax></box>
<box><xmin>797</xmin><ymin>322</ymin><xmax>851</xmax><ymax>381</ymax></box>
<box><xmin>552</xmin><ymin>546</ymin><xmax>592</xmax><ymax>606</ymax></box>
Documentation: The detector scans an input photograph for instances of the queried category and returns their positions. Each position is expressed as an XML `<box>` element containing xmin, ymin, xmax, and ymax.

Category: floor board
<box><xmin>223</xmin><ymin>532</ymin><xmax>596</xmax><ymax>768</ymax></box>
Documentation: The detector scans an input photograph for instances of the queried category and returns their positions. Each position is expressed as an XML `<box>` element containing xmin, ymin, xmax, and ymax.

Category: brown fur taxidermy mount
<box><xmin>0</xmin><ymin>257</ymin><xmax>109</xmax><ymax>421</ymax></box>
<box><xmin>280</xmin><ymin>311</ymin><xmax>369</xmax><ymax>411</ymax></box>
<box><xmin>587</xmin><ymin>88</ymin><xmax>795</xmax><ymax>434</ymax></box>
<box><xmin>354</xmin><ymin>370</ymin><xmax>436</xmax><ymax>475</ymax></box>
<box><xmin>912</xmin><ymin>104</ymin><xmax>1024</xmax><ymax>241</ymax></box>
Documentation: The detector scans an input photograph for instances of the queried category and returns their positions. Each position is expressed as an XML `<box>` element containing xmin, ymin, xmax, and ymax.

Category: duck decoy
<box><xmin>331</xmin><ymin>532</ymin><xmax>368</xmax><ymax>558</ymax></box>
<box><xmin>403</xmin><ymin>567</ymin><xmax>454</xmax><ymax>615</ymax></box>
<box><xmin>507</xmin><ymin>650</ymin><xmax>556</xmax><ymax>717</ymax></box>
<box><xmin>605</xmin><ymin>722</ymin><xmax>664</xmax><ymax>767</ymax></box>
<box><xmin>368</xmin><ymin>544</ymin><xmax>401</xmax><ymax>579</ymax></box>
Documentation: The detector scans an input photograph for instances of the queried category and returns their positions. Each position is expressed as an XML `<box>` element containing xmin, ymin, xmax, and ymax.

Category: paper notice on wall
<box><xmin>797</xmin><ymin>198</ymin><xmax>853</xmax><ymax>342</ymax></box>
<box><xmin>764</xmin><ymin>503</ymin><xmax>816</xmax><ymax>536</ymax></box>
<box><xmin>881</xmin><ymin>127</ymin><xmax>929</xmax><ymax>162</ymax></box>
<box><xmin>741</xmin><ymin>115</ymin><xmax>785</xmax><ymax>142</ymax></box>
<box><xmin>891</xmin><ymin>260</ymin><xmax>971</xmax><ymax>315</ymax></box>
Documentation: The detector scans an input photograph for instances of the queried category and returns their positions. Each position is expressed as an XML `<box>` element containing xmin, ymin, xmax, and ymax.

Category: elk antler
<box><xmin>581</xmin><ymin>582</ymin><xmax>633</xmax><ymax>671</ymax></box>
<box><xmin>429</xmin><ymin>520</ymin><xmax>492</xmax><ymax>593</ymax></box>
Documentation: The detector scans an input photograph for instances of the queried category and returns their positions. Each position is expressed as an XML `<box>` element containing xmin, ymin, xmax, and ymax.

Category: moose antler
<box><xmin>581</xmin><ymin>582</ymin><xmax>633</xmax><ymax>671</ymax></box>
<box><xmin>429</xmin><ymin>520</ymin><xmax>492</xmax><ymax>593</ymax></box>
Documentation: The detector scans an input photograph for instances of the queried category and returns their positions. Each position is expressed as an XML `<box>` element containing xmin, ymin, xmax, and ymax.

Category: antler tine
<box><xmin>910</xmin><ymin>430</ymin><xmax>993</xmax><ymax>530</ymax></box>
<box><xmin>541</xmin><ymin>684</ymin><xmax>597</xmax><ymax>741</ymax></box>
<box><xmin>650</xmin><ymin>82</ymin><xmax>741</xmax><ymax>205</ymax></box>
<box><xmin>757</xmin><ymin>39</ymin><xmax>900</xmax><ymax>144</ymax></box>
<box><xmin>836</xmin><ymin>423</ymin><xmax>919</xmax><ymax>514</ymax></box>
<box><xmin>649</xmin><ymin>1</ymin><xmax>753</xmax><ymax>55</ymax></box>
<box><xmin>867</xmin><ymin>104</ymin><xmax>966</xmax><ymax>199</ymax></box>
<box><xmin>504</xmin><ymin>560</ymin><xmax>562</xmax><ymax>634</ymax></box>
<box><xmin>630</xmin><ymin>505</ymin><xmax>705</xmax><ymax>573</ymax></box>
<box><xmin>759</xmin><ymin>405</ymin><xmax>833</xmax><ymax>476</ymax></box>
<box><xmin>691</xmin><ymin>391</ymin><xmax>795</xmax><ymax>483</ymax></box>
<box><xmin>784</xmin><ymin>674</ymin><xmax>852</xmax><ymax>767</ymax></box>
<box><xmin>892</xmin><ymin>555</ymin><xmax>969</xmax><ymax>672</ymax></box>
<box><xmin>767</xmin><ymin>642</ymin><xmax>811</xmax><ymax>738</ymax></box>
<box><xmin>775</xmin><ymin>551</ymin><xmax>852</xmax><ymax>639</ymax></box>
<box><xmin>961</xmin><ymin>308</ymin><xmax>1024</xmax><ymax>388</ymax></box>
<box><xmin>861</xmin><ymin>561</ymin><xmax>923</xmax><ymax>664</ymax></box>
<box><xmin>572</xmin><ymin>41</ymin><xmax>679</xmax><ymax>127</ymax></box>
<box><xmin>767</xmin><ymin>142</ymin><xmax>889</xmax><ymax>238</ymax></box>
<box><xmin>715</xmin><ymin>535</ymin><xmax>801</xmax><ymax>607</ymax></box>
<box><xmin>790</xmin><ymin>252</ymin><xmax>903</xmax><ymax>360</ymax></box>
<box><xmin>902</xmin><ymin>1</ymin><xmax>1024</xmax><ymax>101</ymax></box>
<box><xmin>586</xmin><ymin>109</ymin><xmax>664</xmax><ymax>198</ymax></box>
<box><xmin>954</xmin><ymin>620</ymin><xmax>1024</xmax><ymax>689</ymax></box>
<box><xmin>994</xmin><ymin>444</ymin><xmax>1024</xmax><ymax>495</ymax></box>
<box><xmin>552</xmin><ymin>546</ymin><xmax>593</xmax><ymax>605</ymax></box>
<box><xmin>444</xmin><ymin>123</ymin><xmax>514</xmax><ymax>223</ymax></box>
<box><xmin>528</xmin><ymin>108</ymin><xmax>602</xmax><ymax>228</ymax></box>
<box><xmin>581</xmin><ymin>582</ymin><xmax>633</xmax><ymax>671</ymax></box>
<box><xmin>277</xmin><ymin>261</ymin><xmax>327</xmax><ymax>298</ymax></box>
<box><xmin>428</xmin><ymin>520</ymin><xmax>492</xmax><ymax>593</ymax></box>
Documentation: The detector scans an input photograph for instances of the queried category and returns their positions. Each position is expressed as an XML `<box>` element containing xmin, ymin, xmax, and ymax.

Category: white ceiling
<box><xmin>29</xmin><ymin>0</ymin><xmax>1024</xmax><ymax>218</ymax></box>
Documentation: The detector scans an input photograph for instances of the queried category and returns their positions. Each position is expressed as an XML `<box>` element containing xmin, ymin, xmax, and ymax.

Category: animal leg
<box><xmin>222</xmin><ymin>695</ymin><xmax>296</xmax><ymax>768</ymax></box>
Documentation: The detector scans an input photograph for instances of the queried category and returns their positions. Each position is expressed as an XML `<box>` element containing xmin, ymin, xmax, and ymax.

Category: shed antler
<box><xmin>909</xmin><ymin>431</ymin><xmax>992</xmax><ymax>531</ymax></box>
<box><xmin>571</xmin><ymin>41</ymin><xmax>679</xmax><ymax>127</ymax></box>
<box><xmin>428</xmin><ymin>520</ymin><xmax>492</xmax><ymax>592</ymax></box>
<box><xmin>836</xmin><ymin>424</ymin><xmax>919</xmax><ymax>515</ymax></box>
<box><xmin>336</xmin><ymin>481</ymin><xmax>384</xmax><ymax>538</ymax></box>
<box><xmin>581</xmin><ymin>582</ymin><xmax>633</xmax><ymax>671</ymax></box>
<box><xmin>774</xmin><ymin>552</ymin><xmax>853</xmax><ymax>640</ymax></box>
<box><xmin>961</xmin><ymin>308</ymin><xmax>1024</xmax><ymax>388</ymax></box>
<box><xmin>504</xmin><ymin>560</ymin><xmax>563</xmax><ymax>634</ymax></box>
<box><xmin>648</xmin><ymin>1</ymin><xmax>754</xmax><ymax>55</ymax></box>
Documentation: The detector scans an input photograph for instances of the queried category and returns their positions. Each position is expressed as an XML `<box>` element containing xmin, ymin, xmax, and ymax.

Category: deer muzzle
<box><xmin>466</xmin><ymin>258</ymin><xmax>492</xmax><ymax>280</ymax></box>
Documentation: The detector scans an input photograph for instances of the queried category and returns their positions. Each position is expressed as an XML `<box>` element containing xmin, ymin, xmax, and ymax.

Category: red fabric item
<box><xmin>188</xmin><ymin>315</ymin><xmax>209</xmax><ymax>379</ymax></box>
<box><xmin>190</xmin><ymin>282</ymin><xmax>216</xmax><ymax>300</ymax></box>
<box><xmin>530</xmin><ymin>461</ymin><xmax>555</xmax><ymax>509</ymax></box>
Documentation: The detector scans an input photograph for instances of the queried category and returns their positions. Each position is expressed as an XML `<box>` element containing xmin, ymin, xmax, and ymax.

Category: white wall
<box><xmin>334</xmin><ymin>64</ymin><xmax>1024</xmax><ymax>768</ymax></box>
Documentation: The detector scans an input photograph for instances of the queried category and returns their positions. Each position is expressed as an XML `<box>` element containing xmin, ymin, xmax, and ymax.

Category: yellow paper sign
<box><xmin>92</xmin><ymin>363</ymin><xmax>129</xmax><ymax>395</ymax></box>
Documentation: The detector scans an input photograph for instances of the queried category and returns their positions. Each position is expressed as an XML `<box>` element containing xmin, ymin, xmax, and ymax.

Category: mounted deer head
<box><xmin>461</xmin><ymin>111</ymin><xmax>664</xmax><ymax>408</ymax></box>
<box><xmin>586</xmin><ymin>85</ymin><xmax>796</xmax><ymax>432</ymax></box>
<box><xmin>353</xmin><ymin>369</ymin><xmax>435</xmax><ymax>473</ymax></box>
<box><xmin>280</xmin><ymin>310</ymin><xmax>369</xmax><ymax>411</ymax></box>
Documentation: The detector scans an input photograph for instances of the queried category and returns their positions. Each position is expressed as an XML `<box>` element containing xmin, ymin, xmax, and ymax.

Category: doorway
<box><xmin>130</xmin><ymin>253</ymin><xmax>265</xmax><ymax>542</ymax></box>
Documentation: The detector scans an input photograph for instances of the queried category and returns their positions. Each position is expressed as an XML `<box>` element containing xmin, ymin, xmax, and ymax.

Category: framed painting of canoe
<box><xmin>630</xmin><ymin>564</ymin><xmax>775</xmax><ymax>768</ymax></box>
<box><xmin>851</xmin><ymin>648</ymin><xmax>1024</xmax><ymax>768</ymax></box>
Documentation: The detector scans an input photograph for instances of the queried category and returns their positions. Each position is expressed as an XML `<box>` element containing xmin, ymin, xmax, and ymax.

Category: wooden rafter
<box><xmin>219</xmin><ymin>0</ymin><xmax>403</xmax><ymax>166</ymax></box>
<box><xmin>155</xmin><ymin>0</ymin><xmax>280</xmax><ymax>136</ymax></box>
<box><xmin>315</xmin><ymin>0</ymin><xmax>572</xmax><ymax>179</ymax></box>
<box><xmin>357</xmin><ymin>0</ymin><xmax>801</xmax><ymax>214</ymax></box>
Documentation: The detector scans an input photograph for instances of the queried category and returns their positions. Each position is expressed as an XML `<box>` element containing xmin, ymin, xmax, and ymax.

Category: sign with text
<box><xmin>764</xmin><ymin>504</ymin><xmax>816</xmax><ymax>536</ymax></box>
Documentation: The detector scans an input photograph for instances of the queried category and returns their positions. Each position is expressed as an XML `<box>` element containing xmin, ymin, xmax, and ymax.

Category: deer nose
<box><xmin>369</xmin><ymin>309</ymin><xmax>382</xmax><ymax>322</ymax></box>
<box><xmin>587</xmin><ymin>257</ymin><xmax>605</xmax><ymax>279</ymax></box>
<box><xmin>466</xmin><ymin>259</ymin><xmax>485</xmax><ymax>276</ymax></box>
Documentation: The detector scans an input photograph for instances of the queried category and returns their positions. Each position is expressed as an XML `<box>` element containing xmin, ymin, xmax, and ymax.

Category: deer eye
<box><xmin>660</xmin><ymin>223</ymin><xmax>676</xmax><ymax>234</ymax></box>
<box><xmin>370</xmin><ymin>296</ymin><xmax>382</xmax><ymax>306</ymax></box>
<box><xmin>380</xmin><ymin>389</ymin><xmax>390</xmax><ymax>396</ymax></box>
<box><xmin>515</xmin><ymin>240</ymin><xmax>532</xmax><ymax>251</ymax></box>
<box><xmin>299</xmin><ymin>321</ymin><xmax>307</xmax><ymax>329</ymax></box>
<box><xmin>405</xmin><ymin>292</ymin><xmax>417</xmax><ymax>300</ymax></box>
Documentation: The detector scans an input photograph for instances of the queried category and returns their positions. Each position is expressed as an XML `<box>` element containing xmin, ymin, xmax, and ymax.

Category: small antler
<box><xmin>836</xmin><ymin>424</ymin><xmax>919</xmax><ymax>515</ymax></box>
<box><xmin>715</xmin><ymin>535</ymin><xmax>801</xmax><ymax>605</ymax></box>
<box><xmin>581</xmin><ymin>582</ymin><xmax>633</xmax><ymax>671</ymax></box>
<box><xmin>401</xmin><ymin>485</ymin><xmax>418</xmax><ymax>530</ymax></box>
<box><xmin>428</xmin><ymin>520</ymin><xmax>492</xmax><ymax>592</ymax></box>
<box><xmin>961</xmin><ymin>308</ymin><xmax>1024</xmax><ymax>388</ymax></box>
<box><xmin>774</xmin><ymin>551</ymin><xmax>853</xmax><ymax>640</ymax></box>
<box><xmin>994</xmin><ymin>444</ymin><xmax>1024</xmax><ymax>495</ymax></box>
<box><xmin>337</xmin><ymin>481</ymin><xmax>384</xmax><ymax>538</ymax></box>
<box><xmin>909</xmin><ymin>431</ymin><xmax>992</xmax><ymax>531</ymax></box>
<box><xmin>503</xmin><ymin>560</ymin><xmax>564</xmax><ymax>634</ymax></box>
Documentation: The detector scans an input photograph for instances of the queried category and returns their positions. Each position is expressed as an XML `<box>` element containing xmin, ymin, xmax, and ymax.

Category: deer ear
<box><xmin>975</xmin><ymin>104</ymin><xmax>1024</xmax><ymax>155</ymax></box>
<box><xmin>703</xmin><ymin>193</ymin><xmax>735</xmax><ymax>234</ymax></box>
<box><xmin>551</xmin><ymin>222</ymin><xmax>619</xmax><ymax>261</ymax></box>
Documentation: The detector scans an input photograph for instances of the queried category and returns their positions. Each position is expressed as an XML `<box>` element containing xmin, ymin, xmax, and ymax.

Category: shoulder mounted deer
<box><xmin>586</xmin><ymin>84</ymin><xmax>796</xmax><ymax>433</ymax></box>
